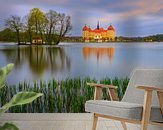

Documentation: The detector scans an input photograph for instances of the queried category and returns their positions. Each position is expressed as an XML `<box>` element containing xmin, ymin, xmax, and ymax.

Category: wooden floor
<box><xmin>0</xmin><ymin>113</ymin><xmax>141</xmax><ymax>130</ymax></box>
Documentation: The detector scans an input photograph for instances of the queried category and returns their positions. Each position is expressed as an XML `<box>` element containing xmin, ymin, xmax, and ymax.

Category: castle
<box><xmin>82</xmin><ymin>22</ymin><xmax>115</xmax><ymax>42</ymax></box>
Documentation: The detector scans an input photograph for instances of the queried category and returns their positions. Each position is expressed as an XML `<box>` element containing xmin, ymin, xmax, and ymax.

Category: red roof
<box><xmin>93</xmin><ymin>28</ymin><xmax>101</xmax><ymax>33</ymax></box>
<box><xmin>83</xmin><ymin>25</ymin><xmax>89</xmax><ymax>31</ymax></box>
<box><xmin>108</xmin><ymin>25</ymin><xmax>115</xmax><ymax>31</ymax></box>
<box><xmin>88</xmin><ymin>27</ymin><xmax>92</xmax><ymax>31</ymax></box>
<box><xmin>83</xmin><ymin>25</ymin><xmax>115</xmax><ymax>32</ymax></box>
<box><xmin>92</xmin><ymin>28</ymin><xmax>107</xmax><ymax>33</ymax></box>
<box><xmin>99</xmin><ymin>28</ymin><xmax>104</xmax><ymax>31</ymax></box>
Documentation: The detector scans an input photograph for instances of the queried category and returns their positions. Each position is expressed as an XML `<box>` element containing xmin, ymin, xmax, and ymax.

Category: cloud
<box><xmin>0</xmin><ymin>0</ymin><xmax>162</xmax><ymax>36</ymax></box>
<box><xmin>149</xmin><ymin>8</ymin><xmax>163</xmax><ymax>17</ymax></box>
<box><xmin>121</xmin><ymin>0</ymin><xmax>163</xmax><ymax>18</ymax></box>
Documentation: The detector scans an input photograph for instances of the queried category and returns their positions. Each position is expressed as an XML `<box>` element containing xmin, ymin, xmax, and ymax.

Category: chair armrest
<box><xmin>87</xmin><ymin>82</ymin><xmax>119</xmax><ymax>101</ymax></box>
<box><xmin>137</xmin><ymin>86</ymin><xmax>163</xmax><ymax>92</ymax></box>
<box><xmin>87</xmin><ymin>82</ymin><xmax>117</xmax><ymax>89</ymax></box>
<box><xmin>137</xmin><ymin>86</ymin><xmax>163</xmax><ymax>114</ymax></box>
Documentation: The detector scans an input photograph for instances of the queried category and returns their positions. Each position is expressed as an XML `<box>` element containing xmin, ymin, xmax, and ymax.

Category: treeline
<box><xmin>1</xmin><ymin>8</ymin><xmax>72</xmax><ymax>45</ymax></box>
<box><xmin>0</xmin><ymin>28</ymin><xmax>17</xmax><ymax>42</ymax></box>
<box><xmin>61</xmin><ymin>34</ymin><xmax>163</xmax><ymax>42</ymax></box>
<box><xmin>62</xmin><ymin>36</ymin><xmax>83</xmax><ymax>42</ymax></box>
<box><xmin>117</xmin><ymin>34</ymin><xmax>163</xmax><ymax>42</ymax></box>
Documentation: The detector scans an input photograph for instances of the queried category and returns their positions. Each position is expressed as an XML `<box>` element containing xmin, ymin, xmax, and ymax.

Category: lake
<box><xmin>0</xmin><ymin>42</ymin><xmax>163</xmax><ymax>85</ymax></box>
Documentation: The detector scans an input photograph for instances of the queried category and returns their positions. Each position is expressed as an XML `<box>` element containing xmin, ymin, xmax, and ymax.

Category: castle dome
<box><xmin>108</xmin><ymin>25</ymin><xmax>115</xmax><ymax>31</ymax></box>
<box><xmin>83</xmin><ymin>25</ymin><xmax>89</xmax><ymax>31</ymax></box>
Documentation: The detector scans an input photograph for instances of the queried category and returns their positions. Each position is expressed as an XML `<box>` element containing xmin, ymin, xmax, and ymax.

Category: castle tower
<box><xmin>82</xmin><ymin>25</ymin><xmax>90</xmax><ymax>42</ymax></box>
<box><xmin>107</xmin><ymin>25</ymin><xmax>115</xmax><ymax>41</ymax></box>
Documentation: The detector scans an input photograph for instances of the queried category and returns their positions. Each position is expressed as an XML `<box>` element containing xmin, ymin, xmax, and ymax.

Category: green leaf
<box><xmin>0</xmin><ymin>63</ymin><xmax>14</xmax><ymax>89</ymax></box>
<box><xmin>0</xmin><ymin>123</ymin><xmax>19</xmax><ymax>130</ymax></box>
<box><xmin>0</xmin><ymin>92</ymin><xmax>43</xmax><ymax>113</ymax></box>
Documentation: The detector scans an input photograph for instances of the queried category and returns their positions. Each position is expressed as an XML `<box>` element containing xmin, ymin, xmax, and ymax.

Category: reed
<box><xmin>0</xmin><ymin>77</ymin><xmax>129</xmax><ymax>113</ymax></box>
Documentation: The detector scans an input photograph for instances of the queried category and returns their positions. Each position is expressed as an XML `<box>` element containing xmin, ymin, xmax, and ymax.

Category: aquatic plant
<box><xmin>0</xmin><ymin>77</ymin><xmax>129</xmax><ymax>113</ymax></box>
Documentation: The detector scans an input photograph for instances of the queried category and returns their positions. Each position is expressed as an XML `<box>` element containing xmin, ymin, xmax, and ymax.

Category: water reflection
<box><xmin>1</xmin><ymin>43</ymin><xmax>163</xmax><ymax>85</ymax></box>
<box><xmin>83</xmin><ymin>47</ymin><xmax>114</xmax><ymax>62</ymax></box>
<box><xmin>2</xmin><ymin>46</ymin><xmax>70</xmax><ymax>78</ymax></box>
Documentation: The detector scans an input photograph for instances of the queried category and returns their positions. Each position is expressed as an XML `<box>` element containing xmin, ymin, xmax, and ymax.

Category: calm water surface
<box><xmin>0</xmin><ymin>42</ymin><xmax>163</xmax><ymax>85</ymax></box>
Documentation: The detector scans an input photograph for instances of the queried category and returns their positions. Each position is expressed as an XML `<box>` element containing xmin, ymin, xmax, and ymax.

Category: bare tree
<box><xmin>56</xmin><ymin>13</ymin><xmax>72</xmax><ymax>44</ymax></box>
<box><xmin>45</xmin><ymin>10</ymin><xmax>58</xmax><ymax>44</ymax></box>
<box><xmin>23</xmin><ymin>15</ymin><xmax>33</xmax><ymax>44</ymax></box>
<box><xmin>5</xmin><ymin>15</ymin><xmax>23</xmax><ymax>44</ymax></box>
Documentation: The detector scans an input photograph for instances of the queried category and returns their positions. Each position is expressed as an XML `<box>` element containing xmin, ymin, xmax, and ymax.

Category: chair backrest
<box><xmin>122</xmin><ymin>68</ymin><xmax>163</xmax><ymax>107</ymax></box>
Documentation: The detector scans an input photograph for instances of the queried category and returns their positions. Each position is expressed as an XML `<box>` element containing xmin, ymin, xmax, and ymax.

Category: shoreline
<box><xmin>0</xmin><ymin>41</ymin><xmax>163</xmax><ymax>46</ymax></box>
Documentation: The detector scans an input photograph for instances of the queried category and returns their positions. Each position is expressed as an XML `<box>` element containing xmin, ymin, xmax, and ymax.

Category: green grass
<box><xmin>0</xmin><ymin>77</ymin><xmax>129</xmax><ymax>113</ymax></box>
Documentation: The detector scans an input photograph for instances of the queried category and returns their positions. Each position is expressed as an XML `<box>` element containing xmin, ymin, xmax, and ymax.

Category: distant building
<box><xmin>32</xmin><ymin>37</ymin><xmax>43</xmax><ymax>44</ymax></box>
<box><xmin>82</xmin><ymin>22</ymin><xmax>115</xmax><ymax>42</ymax></box>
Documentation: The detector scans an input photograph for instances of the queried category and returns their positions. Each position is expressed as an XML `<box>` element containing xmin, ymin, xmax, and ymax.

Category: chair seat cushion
<box><xmin>85</xmin><ymin>100</ymin><xmax>163</xmax><ymax>122</ymax></box>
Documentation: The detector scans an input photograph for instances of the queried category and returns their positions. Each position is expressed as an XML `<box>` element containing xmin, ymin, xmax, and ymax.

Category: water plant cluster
<box><xmin>0</xmin><ymin>77</ymin><xmax>129</xmax><ymax>113</ymax></box>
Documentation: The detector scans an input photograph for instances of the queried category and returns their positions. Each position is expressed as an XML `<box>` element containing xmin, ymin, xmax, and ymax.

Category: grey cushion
<box><xmin>85</xmin><ymin>100</ymin><xmax>163</xmax><ymax>122</ymax></box>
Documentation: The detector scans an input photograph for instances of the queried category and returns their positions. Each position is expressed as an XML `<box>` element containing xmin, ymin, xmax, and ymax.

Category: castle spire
<box><xmin>97</xmin><ymin>21</ymin><xmax>100</xmax><ymax>29</ymax></box>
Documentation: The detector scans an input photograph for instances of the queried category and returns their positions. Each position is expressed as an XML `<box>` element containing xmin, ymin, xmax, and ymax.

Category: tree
<box><xmin>45</xmin><ymin>10</ymin><xmax>58</xmax><ymax>44</ymax></box>
<box><xmin>28</xmin><ymin>8</ymin><xmax>46</xmax><ymax>43</ymax></box>
<box><xmin>0</xmin><ymin>28</ymin><xmax>16</xmax><ymax>42</ymax></box>
<box><xmin>23</xmin><ymin>15</ymin><xmax>33</xmax><ymax>44</ymax></box>
<box><xmin>5</xmin><ymin>15</ymin><xmax>23</xmax><ymax>44</ymax></box>
<box><xmin>3</xmin><ymin>8</ymin><xmax>72</xmax><ymax>44</ymax></box>
<box><xmin>56</xmin><ymin>13</ymin><xmax>72</xmax><ymax>44</ymax></box>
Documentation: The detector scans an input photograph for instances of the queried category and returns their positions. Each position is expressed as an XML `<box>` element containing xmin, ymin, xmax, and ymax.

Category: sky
<box><xmin>0</xmin><ymin>0</ymin><xmax>163</xmax><ymax>37</ymax></box>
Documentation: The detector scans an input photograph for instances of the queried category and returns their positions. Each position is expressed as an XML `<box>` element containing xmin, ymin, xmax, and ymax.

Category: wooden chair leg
<box><xmin>141</xmin><ymin>90</ymin><xmax>152</xmax><ymax>130</ymax></box>
<box><xmin>121</xmin><ymin>121</ymin><xmax>127</xmax><ymax>130</ymax></box>
<box><xmin>157</xmin><ymin>91</ymin><xmax>163</xmax><ymax>114</ymax></box>
<box><xmin>92</xmin><ymin>113</ymin><xmax>98</xmax><ymax>130</ymax></box>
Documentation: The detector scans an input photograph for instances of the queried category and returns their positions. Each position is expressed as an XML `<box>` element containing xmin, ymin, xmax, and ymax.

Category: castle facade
<box><xmin>82</xmin><ymin>22</ymin><xmax>115</xmax><ymax>42</ymax></box>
